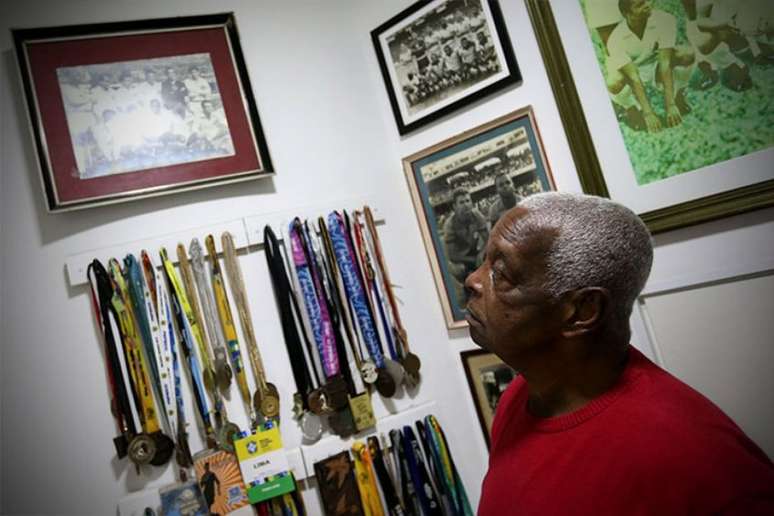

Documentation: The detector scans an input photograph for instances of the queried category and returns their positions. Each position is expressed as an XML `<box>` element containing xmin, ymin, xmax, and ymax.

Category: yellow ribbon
<box><xmin>108</xmin><ymin>259</ymin><xmax>160</xmax><ymax>434</ymax></box>
<box><xmin>352</xmin><ymin>441</ymin><xmax>385</xmax><ymax>516</ymax></box>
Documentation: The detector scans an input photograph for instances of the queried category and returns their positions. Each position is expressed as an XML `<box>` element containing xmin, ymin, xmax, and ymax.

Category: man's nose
<box><xmin>464</xmin><ymin>264</ymin><xmax>483</xmax><ymax>298</ymax></box>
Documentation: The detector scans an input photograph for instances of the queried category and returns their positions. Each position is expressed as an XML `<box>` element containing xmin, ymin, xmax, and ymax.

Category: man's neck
<box><xmin>500</xmin><ymin>193</ymin><xmax>517</xmax><ymax>208</ymax></box>
<box><xmin>626</xmin><ymin>14</ymin><xmax>648</xmax><ymax>39</ymax></box>
<box><xmin>519</xmin><ymin>340</ymin><xmax>630</xmax><ymax>418</ymax></box>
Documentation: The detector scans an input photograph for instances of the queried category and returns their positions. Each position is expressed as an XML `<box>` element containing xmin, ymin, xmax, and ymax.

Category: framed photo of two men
<box><xmin>13</xmin><ymin>12</ymin><xmax>273</xmax><ymax>212</ymax></box>
<box><xmin>526</xmin><ymin>0</ymin><xmax>774</xmax><ymax>233</ymax></box>
<box><xmin>404</xmin><ymin>107</ymin><xmax>555</xmax><ymax>329</ymax></box>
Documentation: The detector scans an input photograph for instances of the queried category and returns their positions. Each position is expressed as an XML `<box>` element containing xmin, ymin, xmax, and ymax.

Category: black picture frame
<box><xmin>372</xmin><ymin>0</ymin><xmax>521</xmax><ymax>135</ymax></box>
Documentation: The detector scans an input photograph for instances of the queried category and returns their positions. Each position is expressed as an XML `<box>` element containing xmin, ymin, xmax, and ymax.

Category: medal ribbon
<box><xmin>176</xmin><ymin>244</ymin><xmax>216</xmax><ymax>392</ymax></box>
<box><xmin>263</xmin><ymin>226</ymin><xmax>313</xmax><ymax>404</ymax></box>
<box><xmin>367</xmin><ymin>436</ymin><xmax>404</xmax><ymax>516</ymax></box>
<box><xmin>222</xmin><ymin>232</ymin><xmax>269</xmax><ymax>393</ymax></box>
<box><xmin>289</xmin><ymin>220</ymin><xmax>339</xmax><ymax>378</ymax></box>
<box><xmin>205</xmin><ymin>235</ymin><xmax>253</xmax><ymax>412</ymax></box>
<box><xmin>327</xmin><ymin>212</ymin><xmax>385</xmax><ymax>369</ymax></box>
<box><xmin>87</xmin><ymin>260</ymin><xmax>137</xmax><ymax>441</ymax></box>
<box><xmin>108</xmin><ymin>259</ymin><xmax>161</xmax><ymax>434</ymax></box>
<box><xmin>189</xmin><ymin>239</ymin><xmax>229</xmax><ymax>376</ymax></box>
<box><xmin>402</xmin><ymin>425</ymin><xmax>443</xmax><ymax>516</ymax></box>
<box><xmin>160</xmin><ymin>249</ymin><xmax>214</xmax><ymax>436</ymax></box>
<box><xmin>427</xmin><ymin>416</ymin><xmax>472</xmax><ymax>516</ymax></box>
<box><xmin>351</xmin><ymin>442</ymin><xmax>386</xmax><ymax>516</ymax></box>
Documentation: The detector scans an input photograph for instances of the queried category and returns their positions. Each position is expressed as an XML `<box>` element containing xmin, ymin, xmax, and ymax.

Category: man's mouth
<box><xmin>466</xmin><ymin>307</ymin><xmax>482</xmax><ymax>326</ymax></box>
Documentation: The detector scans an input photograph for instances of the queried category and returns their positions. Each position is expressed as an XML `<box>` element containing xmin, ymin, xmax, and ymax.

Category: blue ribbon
<box><xmin>327</xmin><ymin>212</ymin><xmax>384</xmax><ymax>368</ymax></box>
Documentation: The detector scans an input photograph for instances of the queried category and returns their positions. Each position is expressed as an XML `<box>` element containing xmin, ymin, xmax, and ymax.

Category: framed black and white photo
<box><xmin>461</xmin><ymin>349</ymin><xmax>518</xmax><ymax>447</ymax></box>
<box><xmin>404</xmin><ymin>107</ymin><xmax>554</xmax><ymax>328</ymax></box>
<box><xmin>13</xmin><ymin>13</ymin><xmax>273</xmax><ymax>212</ymax></box>
<box><xmin>372</xmin><ymin>0</ymin><xmax>521</xmax><ymax>134</ymax></box>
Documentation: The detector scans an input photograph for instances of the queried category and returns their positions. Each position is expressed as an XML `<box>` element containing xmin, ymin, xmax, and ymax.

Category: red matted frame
<box><xmin>13</xmin><ymin>13</ymin><xmax>273</xmax><ymax>212</ymax></box>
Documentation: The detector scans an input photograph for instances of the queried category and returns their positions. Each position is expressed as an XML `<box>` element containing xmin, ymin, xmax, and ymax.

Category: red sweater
<box><xmin>478</xmin><ymin>347</ymin><xmax>774</xmax><ymax>515</ymax></box>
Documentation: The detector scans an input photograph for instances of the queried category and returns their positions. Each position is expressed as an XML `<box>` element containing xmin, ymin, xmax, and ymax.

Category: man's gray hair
<box><xmin>512</xmin><ymin>192</ymin><xmax>653</xmax><ymax>334</ymax></box>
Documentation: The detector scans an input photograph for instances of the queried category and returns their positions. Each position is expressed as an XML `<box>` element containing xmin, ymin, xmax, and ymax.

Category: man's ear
<box><xmin>560</xmin><ymin>287</ymin><xmax>611</xmax><ymax>338</ymax></box>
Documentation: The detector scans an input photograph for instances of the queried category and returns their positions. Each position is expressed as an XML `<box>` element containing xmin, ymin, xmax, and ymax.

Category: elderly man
<box><xmin>468</xmin><ymin>193</ymin><xmax>774</xmax><ymax>514</ymax></box>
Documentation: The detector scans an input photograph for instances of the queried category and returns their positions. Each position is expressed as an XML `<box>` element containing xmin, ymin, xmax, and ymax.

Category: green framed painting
<box><xmin>526</xmin><ymin>0</ymin><xmax>774</xmax><ymax>232</ymax></box>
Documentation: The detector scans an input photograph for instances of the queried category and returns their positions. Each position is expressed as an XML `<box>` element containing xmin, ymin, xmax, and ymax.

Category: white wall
<box><xmin>1</xmin><ymin>0</ymin><xmax>773</xmax><ymax>515</ymax></box>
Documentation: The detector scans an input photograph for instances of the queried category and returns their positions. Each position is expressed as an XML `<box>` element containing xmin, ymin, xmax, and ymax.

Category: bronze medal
<box><xmin>308</xmin><ymin>388</ymin><xmax>329</xmax><ymax>415</ymax></box>
<box><xmin>300</xmin><ymin>412</ymin><xmax>323</xmax><ymax>442</ymax></box>
<box><xmin>149</xmin><ymin>432</ymin><xmax>175</xmax><ymax>466</ymax></box>
<box><xmin>374</xmin><ymin>368</ymin><xmax>397</xmax><ymax>398</ymax></box>
<box><xmin>360</xmin><ymin>360</ymin><xmax>378</xmax><ymax>384</ymax></box>
<box><xmin>348</xmin><ymin>393</ymin><xmax>376</xmax><ymax>432</ymax></box>
<box><xmin>128</xmin><ymin>433</ymin><xmax>156</xmax><ymax>467</ymax></box>
<box><xmin>402</xmin><ymin>352</ymin><xmax>421</xmax><ymax>377</ymax></box>
<box><xmin>324</xmin><ymin>375</ymin><xmax>349</xmax><ymax>410</ymax></box>
<box><xmin>328</xmin><ymin>407</ymin><xmax>356</xmax><ymax>438</ymax></box>
<box><xmin>217</xmin><ymin>422</ymin><xmax>241</xmax><ymax>452</ymax></box>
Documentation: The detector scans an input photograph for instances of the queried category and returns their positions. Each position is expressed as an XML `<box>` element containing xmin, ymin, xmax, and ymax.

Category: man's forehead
<box><xmin>490</xmin><ymin>207</ymin><xmax>556</xmax><ymax>259</ymax></box>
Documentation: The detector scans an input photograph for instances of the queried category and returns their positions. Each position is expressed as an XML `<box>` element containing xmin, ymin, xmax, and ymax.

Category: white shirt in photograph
<box><xmin>606</xmin><ymin>10</ymin><xmax>677</xmax><ymax>72</ymax></box>
<box><xmin>184</xmin><ymin>76</ymin><xmax>212</xmax><ymax>101</ymax></box>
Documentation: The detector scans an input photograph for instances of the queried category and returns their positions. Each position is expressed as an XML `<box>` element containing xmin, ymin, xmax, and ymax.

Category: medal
<box><xmin>374</xmin><ymin>369</ymin><xmax>397</xmax><ymax>398</ymax></box>
<box><xmin>214</xmin><ymin>348</ymin><xmax>233</xmax><ymax>392</ymax></box>
<box><xmin>308</xmin><ymin>388</ymin><xmax>330</xmax><ymax>415</ymax></box>
<box><xmin>216</xmin><ymin>421</ymin><xmax>241</xmax><ymax>453</ymax></box>
<box><xmin>128</xmin><ymin>433</ymin><xmax>156</xmax><ymax>469</ymax></box>
<box><xmin>360</xmin><ymin>360</ymin><xmax>379</xmax><ymax>384</ymax></box>
<box><xmin>300</xmin><ymin>412</ymin><xmax>323</xmax><ymax>441</ymax></box>
<box><xmin>324</xmin><ymin>375</ymin><xmax>350</xmax><ymax>410</ymax></box>
<box><xmin>150</xmin><ymin>431</ymin><xmax>175</xmax><ymax>466</ymax></box>
<box><xmin>384</xmin><ymin>358</ymin><xmax>405</xmax><ymax>386</ymax></box>
<box><xmin>349</xmin><ymin>392</ymin><xmax>376</xmax><ymax>432</ymax></box>
<box><xmin>328</xmin><ymin>407</ymin><xmax>356</xmax><ymax>438</ymax></box>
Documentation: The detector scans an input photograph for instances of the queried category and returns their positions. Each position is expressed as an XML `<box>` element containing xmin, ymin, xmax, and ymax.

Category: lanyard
<box><xmin>189</xmin><ymin>238</ymin><xmax>233</xmax><ymax>392</ymax></box>
<box><xmin>427</xmin><ymin>416</ymin><xmax>471</xmax><ymax>516</ymax></box>
<box><xmin>160</xmin><ymin>249</ymin><xmax>215</xmax><ymax>440</ymax></box>
<box><xmin>175</xmin><ymin>244</ymin><xmax>217</xmax><ymax>397</ymax></box>
<box><xmin>327</xmin><ymin>212</ymin><xmax>384</xmax><ymax>369</ymax></box>
<box><xmin>263</xmin><ymin>226</ymin><xmax>314</xmax><ymax>407</ymax></box>
<box><xmin>221</xmin><ymin>231</ymin><xmax>279</xmax><ymax>423</ymax></box>
<box><xmin>87</xmin><ymin>260</ymin><xmax>137</xmax><ymax>455</ymax></box>
<box><xmin>390</xmin><ymin>429</ymin><xmax>420</xmax><ymax>516</ymax></box>
<box><xmin>364</xmin><ymin>207</ymin><xmax>415</xmax><ymax>360</ymax></box>
<box><xmin>352</xmin><ymin>441</ymin><xmax>386</xmax><ymax>516</ymax></box>
<box><xmin>204</xmin><ymin>235</ymin><xmax>254</xmax><ymax>420</ymax></box>
<box><xmin>368</xmin><ymin>436</ymin><xmax>405</xmax><ymax>516</ymax></box>
<box><xmin>289</xmin><ymin>220</ymin><xmax>340</xmax><ymax>378</ymax></box>
<box><xmin>402</xmin><ymin>426</ymin><xmax>443</xmax><ymax>516</ymax></box>
<box><xmin>108</xmin><ymin>259</ymin><xmax>160</xmax><ymax>435</ymax></box>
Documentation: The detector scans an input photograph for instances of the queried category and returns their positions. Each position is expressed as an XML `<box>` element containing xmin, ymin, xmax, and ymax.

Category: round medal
<box><xmin>374</xmin><ymin>369</ymin><xmax>397</xmax><ymax>398</ymax></box>
<box><xmin>149</xmin><ymin>432</ymin><xmax>175</xmax><ymax>466</ymax></box>
<box><xmin>217</xmin><ymin>422</ymin><xmax>241</xmax><ymax>452</ymax></box>
<box><xmin>403</xmin><ymin>371</ymin><xmax>420</xmax><ymax>389</ymax></box>
<box><xmin>214</xmin><ymin>350</ymin><xmax>233</xmax><ymax>392</ymax></box>
<box><xmin>128</xmin><ymin>433</ymin><xmax>156</xmax><ymax>466</ymax></box>
<box><xmin>385</xmin><ymin>358</ymin><xmax>405</xmax><ymax>386</ymax></box>
<box><xmin>328</xmin><ymin>408</ymin><xmax>356</xmax><ymax>438</ymax></box>
<box><xmin>360</xmin><ymin>361</ymin><xmax>378</xmax><ymax>384</ymax></box>
<box><xmin>402</xmin><ymin>352</ymin><xmax>421</xmax><ymax>376</ymax></box>
<box><xmin>308</xmin><ymin>389</ymin><xmax>329</xmax><ymax>415</ymax></box>
<box><xmin>260</xmin><ymin>394</ymin><xmax>280</xmax><ymax>419</ymax></box>
<box><xmin>300</xmin><ymin>412</ymin><xmax>323</xmax><ymax>442</ymax></box>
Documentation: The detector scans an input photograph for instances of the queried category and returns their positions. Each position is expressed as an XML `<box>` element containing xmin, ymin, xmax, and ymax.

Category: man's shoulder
<box><xmin>650</xmin><ymin>9</ymin><xmax>677</xmax><ymax>26</ymax></box>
